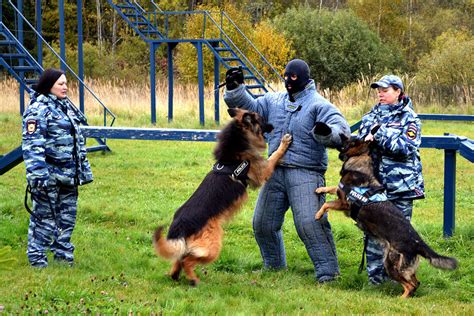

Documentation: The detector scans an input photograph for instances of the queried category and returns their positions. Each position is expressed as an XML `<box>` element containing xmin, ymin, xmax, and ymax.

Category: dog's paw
<box><xmin>281</xmin><ymin>133</ymin><xmax>292</xmax><ymax>146</ymax></box>
<box><xmin>315</xmin><ymin>210</ymin><xmax>324</xmax><ymax>220</ymax></box>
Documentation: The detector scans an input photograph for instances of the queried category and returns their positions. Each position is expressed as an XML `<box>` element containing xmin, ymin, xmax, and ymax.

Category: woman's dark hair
<box><xmin>32</xmin><ymin>68</ymin><xmax>65</xmax><ymax>96</ymax></box>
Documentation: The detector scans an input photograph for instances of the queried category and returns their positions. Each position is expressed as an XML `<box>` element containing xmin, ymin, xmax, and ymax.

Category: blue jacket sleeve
<box><xmin>373</xmin><ymin>116</ymin><xmax>422</xmax><ymax>158</ymax></box>
<box><xmin>357</xmin><ymin>110</ymin><xmax>377</xmax><ymax>140</ymax></box>
<box><xmin>311</xmin><ymin>101</ymin><xmax>351</xmax><ymax>148</ymax></box>
<box><xmin>223</xmin><ymin>85</ymin><xmax>270</xmax><ymax>119</ymax></box>
<box><xmin>21</xmin><ymin>105</ymin><xmax>50</xmax><ymax>188</ymax></box>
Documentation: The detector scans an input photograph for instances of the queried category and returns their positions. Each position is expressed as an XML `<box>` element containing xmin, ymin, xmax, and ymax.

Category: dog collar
<box><xmin>213</xmin><ymin>160</ymin><xmax>250</xmax><ymax>186</ymax></box>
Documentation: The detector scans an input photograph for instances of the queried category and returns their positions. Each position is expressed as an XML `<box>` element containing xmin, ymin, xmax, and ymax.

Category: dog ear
<box><xmin>227</xmin><ymin>107</ymin><xmax>240</xmax><ymax>118</ymax></box>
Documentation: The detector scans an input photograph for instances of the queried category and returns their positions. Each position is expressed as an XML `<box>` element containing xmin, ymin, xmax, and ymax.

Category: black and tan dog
<box><xmin>314</xmin><ymin>136</ymin><xmax>457</xmax><ymax>298</ymax></box>
<box><xmin>153</xmin><ymin>108</ymin><xmax>292</xmax><ymax>285</ymax></box>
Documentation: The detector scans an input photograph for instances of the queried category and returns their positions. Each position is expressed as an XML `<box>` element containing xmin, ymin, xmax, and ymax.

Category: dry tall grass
<box><xmin>1</xmin><ymin>76</ymin><xmax>471</xmax><ymax>128</ymax></box>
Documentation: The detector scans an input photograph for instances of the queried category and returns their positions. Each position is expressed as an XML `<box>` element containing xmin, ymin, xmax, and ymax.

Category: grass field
<box><xmin>0</xmin><ymin>84</ymin><xmax>473</xmax><ymax>314</ymax></box>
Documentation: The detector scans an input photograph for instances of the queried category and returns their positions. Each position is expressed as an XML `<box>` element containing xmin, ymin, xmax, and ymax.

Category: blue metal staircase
<box><xmin>0</xmin><ymin>22</ymin><xmax>42</xmax><ymax>88</ymax></box>
<box><xmin>108</xmin><ymin>0</ymin><xmax>282</xmax><ymax>98</ymax></box>
<box><xmin>0</xmin><ymin>17</ymin><xmax>114</xmax><ymax>175</ymax></box>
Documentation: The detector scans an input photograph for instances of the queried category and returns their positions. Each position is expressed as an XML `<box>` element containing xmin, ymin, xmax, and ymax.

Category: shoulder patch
<box><xmin>406</xmin><ymin>123</ymin><xmax>418</xmax><ymax>140</ymax></box>
<box><xmin>26</xmin><ymin>119</ymin><xmax>37</xmax><ymax>134</ymax></box>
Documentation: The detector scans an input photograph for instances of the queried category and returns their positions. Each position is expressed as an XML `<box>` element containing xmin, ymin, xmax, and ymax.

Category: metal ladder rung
<box><xmin>0</xmin><ymin>40</ymin><xmax>16</xmax><ymax>45</ymax></box>
<box><xmin>246</xmin><ymin>84</ymin><xmax>265</xmax><ymax>89</ymax></box>
<box><xmin>1</xmin><ymin>53</ymin><xmax>27</xmax><ymax>58</ymax></box>
<box><xmin>222</xmin><ymin>57</ymin><xmax>240</xmax><ymax>61</ymax></box>
<box><xmin>13</xmin><ymin>65</ymin><xmax>38</xmax><ymax>72</ymax></box>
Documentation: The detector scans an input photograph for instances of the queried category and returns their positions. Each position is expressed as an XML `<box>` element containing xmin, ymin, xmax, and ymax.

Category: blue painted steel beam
<box><xmin>196</xmin><ymin>42</ymin><xmax>205</xmax><ymax>125</ymax></box>
<box><xmin>59</xmin><ymin>0</ymin><xmax>66</xmax><ymax>71</ymax></box>
<box><xmin>80</xmin><ymin>126</ymin><xmax>218</xmax><ymax>142</ymax></box>
<box><xmin>418</xmin><ymin>114</ymin><xmax>474</xmax><ymax>121</ymax></box>
<box><xmin>214</xmin><ymin>51</ymin><xmax>220</xmax><ymax>124</ymax></box>
<box><xmin>17</xmin><ymin>0</ymin><xmax>25</xmax><ymax>114</ymax></box>
<box><xmin>78</xmin><ymin>0</ymin><xmax>84</xmax><ymax>113</ymax></box>
<box><xmin>443</xmin><ymin>149</ymin><xmax>456</xmax><ymax>237</ymax></box>
<box><xmin>458</xmin><ymin>139</ymin><xmax>474</xmax><ymax>162</ymax></box>
<box><xmin>421</xmin><ymin>135</ymin><xmax>461</xmax><ymax>150</ymax></box>
<box><xmin>36</xmin><ymin>0</ymin><xmax>42</xmax><ymax>66</ymax></box>
<box><xmin>167</xmin><ymin>43</ymin><xmax>176</xmax><ymax>122</ymax></box>
<box><xmin>150</xmin><ymin>42</ymin><xmax>158</xmax><ymax>124</ymax></box>
<box><xmin>0</xmin><ymin>146</ymin><xmax>23</xmax><ymax>175</ymax></box>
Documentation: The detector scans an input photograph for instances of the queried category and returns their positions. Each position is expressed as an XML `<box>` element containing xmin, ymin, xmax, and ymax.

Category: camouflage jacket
<box><xmin>358</xmin><ymin>96</ymin><xmax>425</xmax><ymax>200</ymax></box>
<box><xmin>22</xmin><ymin>92</ymin><xmax>93</xmax><ymax>188</ymax></box>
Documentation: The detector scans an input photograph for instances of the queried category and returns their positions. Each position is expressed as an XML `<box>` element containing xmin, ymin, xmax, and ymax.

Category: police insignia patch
<box><xmin>26</xmin><ymin>120</ymin><xmax>37</xmax><ymax>134</ymax></box>
<box><xmin>407</xmin><ymin>124</ymin><xmax>417</xmax><ymax>140</ymax></box>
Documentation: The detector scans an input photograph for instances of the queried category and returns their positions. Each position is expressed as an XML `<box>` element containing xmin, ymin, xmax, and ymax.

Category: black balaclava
<box><xmin>284</xmin><ymin>59</ymin><xmax>310</xmax><ymax>101</ymax></box>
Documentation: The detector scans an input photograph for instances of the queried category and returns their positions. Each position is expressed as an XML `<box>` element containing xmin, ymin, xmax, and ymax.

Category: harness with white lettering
<box><xmin>212</xmin><ymin>160</ymin><xmax>250</xmax><ymax>187</ymax></box>
<box><xmin>338</xmin><ymin>182</ymin><xmax>387</xmax><ymax>220</ymax></box>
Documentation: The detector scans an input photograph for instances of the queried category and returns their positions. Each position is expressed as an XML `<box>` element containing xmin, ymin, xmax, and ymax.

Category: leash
<box><xmin>358</xmin><ymin>235</ymin><xmax>368</xmax><ymax>274</ymax></box>
<box><xmin>24</xmin><ymin>184</ymin><xmax>61</xmax><ymax>228</ymax></box>
<box><xmin>24</xmin><ymin>185</ymin><xmax>40</xmax><ymax>220</ymax></box>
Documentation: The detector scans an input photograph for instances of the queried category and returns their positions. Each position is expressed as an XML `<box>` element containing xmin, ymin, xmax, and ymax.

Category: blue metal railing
<box><xmin>111</xmin><ymin>0</ymin><xmax>282</xmax><ymax>92</ymax></box>
<box><xmin>5</xmin><ymin>0</ymin><xmax>116</xmax><ymax>128</ymax></box>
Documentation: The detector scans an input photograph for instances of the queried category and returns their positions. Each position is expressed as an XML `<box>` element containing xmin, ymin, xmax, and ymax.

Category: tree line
<box><xmin>1</xmin><ymin>0</ymin><xmax>472</xmax><ymax>105</ymax></box>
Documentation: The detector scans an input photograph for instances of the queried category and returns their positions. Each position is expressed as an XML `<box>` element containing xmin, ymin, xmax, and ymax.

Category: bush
<box><xmin>415</xmin><ymin>30</ymin><xmax>474</xmax><ymax>106</ymax></box>
<box><xmin>273</xmin><ymin>7</ymin><xmax>404</xmax><ymax>89</ymax></box>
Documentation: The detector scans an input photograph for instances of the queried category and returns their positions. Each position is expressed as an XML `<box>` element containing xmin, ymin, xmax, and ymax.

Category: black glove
<box><xmin>313</xmin><ymin>122</ymin><xmax>332</xmax><ymax>136</ymax></box>
<box><xmin>225</xmin><ymin>67</ymin><xmax>244</xmax><ymax>90</ymax></box>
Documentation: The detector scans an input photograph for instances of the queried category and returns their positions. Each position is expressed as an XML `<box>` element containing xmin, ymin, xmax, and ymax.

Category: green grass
<box><xmin>0</xmin><ymin>113</ymin><xmax>473</xmax><ymax>314</ymax></box>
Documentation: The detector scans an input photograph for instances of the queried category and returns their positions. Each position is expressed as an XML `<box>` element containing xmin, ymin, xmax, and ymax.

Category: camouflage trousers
<box><xmin>365</xmin><ymin>199</ymin><xmax>413</xmax><ymax>285</ymax></box>
<box><xmin>27</xmin><ymin>185</ymin><xmax>78</xmax><ymax>267</ymax></box>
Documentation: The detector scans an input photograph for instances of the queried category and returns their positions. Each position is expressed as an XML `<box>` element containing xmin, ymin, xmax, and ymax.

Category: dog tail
<box><xmin>418</xmin><ymin>243</ymin><xmax>458</xmax><ymax>270</ymax></box>
<box><xmin>153</xmin><ymin>226</ymin><xmax>186</xmax><ymax>261</ymax></box>
<box><xmin>428</xmin><ymin>254</ymin><xmax>458</xmax><ymax>270</ymax></box>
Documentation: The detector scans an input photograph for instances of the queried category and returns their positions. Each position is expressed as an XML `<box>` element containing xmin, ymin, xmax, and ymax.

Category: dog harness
<box><xmin>338</xmin><ymin>182</ymin><xmax>388</xmax><ymax>220</ymax></box>
<box><xmin>212</xmin><ymin>160</ymin><xmax>250</xmax><ymax>187</ymax></box>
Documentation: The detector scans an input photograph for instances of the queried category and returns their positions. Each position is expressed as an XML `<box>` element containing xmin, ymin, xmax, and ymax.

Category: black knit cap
<box><xmin>32</xmin><ymin>68</ymin><xmax>65</xmax><ymax>96</ymax></box>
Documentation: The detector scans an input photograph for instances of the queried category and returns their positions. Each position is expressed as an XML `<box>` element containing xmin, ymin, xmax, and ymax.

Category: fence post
<box><xmin>443</xmin><ymin>149</ymin><xmax>456</xmax><ymax>237</ymax></box>
<box><xmin>197</xmin><ymin>42</ymin><xmax>205</xmax><ymax>126</ymax></box>
<box><xmin>150</xmin><ymin>42</ymin><xmax>158</xmax><ymax>124</ymax></box>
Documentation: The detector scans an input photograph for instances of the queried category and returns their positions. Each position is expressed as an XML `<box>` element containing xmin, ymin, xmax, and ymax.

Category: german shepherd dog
<box><xmin>314</xmin><ymin>137</ymin><xmax>457</xmax><ymax>298</ymax></box>
<box><xmin>153</xmin><ymin>108</ymin><xmax>292</xmax><ymax>286</ymax></box>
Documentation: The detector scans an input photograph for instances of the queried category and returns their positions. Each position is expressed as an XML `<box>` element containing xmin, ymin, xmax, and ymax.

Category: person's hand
<box><xmin>364</xmin><ymin>133</ymin><xmax>374</xmax><ymax>142</ymax></box>
<box><xmin>364</xmin><ymin>124</ymin><xmax>380</xmax><ymax>142</ymax></box>
<box><xmin>313</xmin><ymin>122</ymin><xmax>332</xmax><ymax>136</ymax></box>
<box><xmin>225</xmin><ymin>67</ymin><xmax>244</xmax><ymax>90</ymax></box>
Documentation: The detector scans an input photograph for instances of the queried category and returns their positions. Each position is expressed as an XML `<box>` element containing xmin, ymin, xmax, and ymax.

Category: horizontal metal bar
<box><xmin>418</xmin><ymin>114</ymin><xmax>474</xmax><ymax>121</ymax></box>
<box><xmin>81</xmin><ymin>126</ymin><xmax>218</xmax><ymax>142</ymax></box>
<box><xmin>420</xmin><ymin>136</ymin><xmax>461</xmax><ymax>150</ymax></box>
<box><xmin>458</xmin><ymin>139</ymin><xmax>474</xmax><ymax>162</ymax></box>
<box><xmin>0</xmin><ymin>146</ymin><xmax>23</xmax><ymax>175</ymax></box>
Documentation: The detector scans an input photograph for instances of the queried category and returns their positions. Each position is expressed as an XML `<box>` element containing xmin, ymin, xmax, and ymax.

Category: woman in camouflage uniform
<box><xmin>22</xmin><ymin>68</ymin><xmax>93</xmax><ymax>267</ymax></box>
<box><xmin>358</xmin><ymin>75</ymin><xmax>425</xmax><ymax>284</ymax></box>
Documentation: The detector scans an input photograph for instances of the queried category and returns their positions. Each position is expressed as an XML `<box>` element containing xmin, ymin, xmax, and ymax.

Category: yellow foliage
<box><xmin>249</xmin><ymin>20</ymin><xmax>295</xmax><ymax>79</ymax></box>
<box><xmin>174</xmin><ymin>4</ymin><xmax>293</xmax><ymax>85</ymax></box>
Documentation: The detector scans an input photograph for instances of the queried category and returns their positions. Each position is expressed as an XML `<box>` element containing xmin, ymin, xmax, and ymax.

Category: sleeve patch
<box><xmin>406</xmin><ymin>124</ymin><xmax>418</xmax><ymax>140</ymax></box>
<box><xmin>26</xmin><ymin>120</ymin><xmax>37</xmax><ymax>134</ymax></box>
